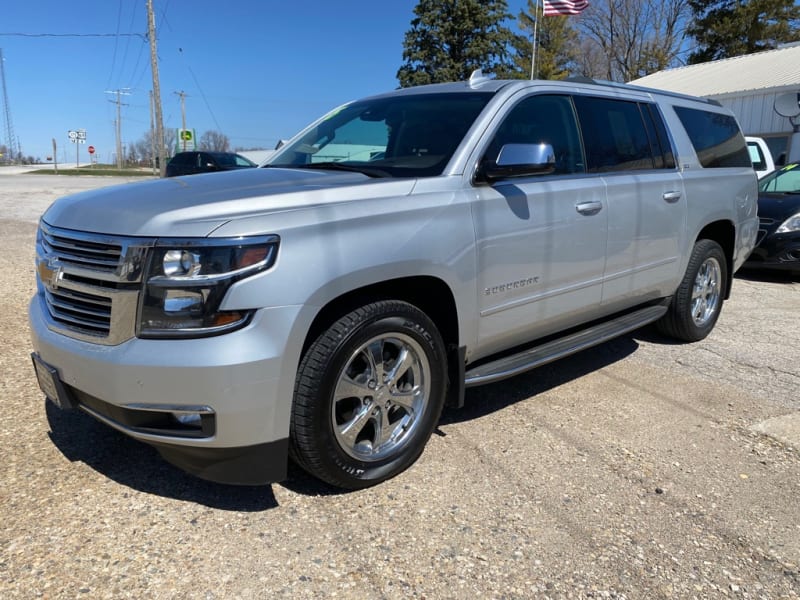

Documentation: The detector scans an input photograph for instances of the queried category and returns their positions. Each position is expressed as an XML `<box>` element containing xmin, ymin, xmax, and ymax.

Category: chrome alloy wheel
<box><xmin>331</xmin><ymin>332</ymin><xmax>431</xmax><ymax>462</ymax></box>
<box><xmin>691</xmin><ymin>256</ymin><xmax>722</xmax><ymax>326</ymax></box>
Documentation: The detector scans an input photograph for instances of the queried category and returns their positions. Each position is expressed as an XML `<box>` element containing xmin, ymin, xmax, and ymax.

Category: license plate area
<box><xmin>31</xmin><ymin>353</ymin><xmax>76</xmax><ymax>410</ymax></box>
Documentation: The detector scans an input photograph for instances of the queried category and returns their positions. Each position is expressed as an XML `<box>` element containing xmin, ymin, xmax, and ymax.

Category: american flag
<box><xmin>542</xmin><ymin>0</ymin><xmax>589</xmax><ymax>16</ymax></box>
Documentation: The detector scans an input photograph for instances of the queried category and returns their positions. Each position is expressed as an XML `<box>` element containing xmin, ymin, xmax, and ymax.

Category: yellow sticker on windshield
<box><xmin>782</xmin><ymin>163</ymin><xmax>797</xmax><ymax>171</ymax></box>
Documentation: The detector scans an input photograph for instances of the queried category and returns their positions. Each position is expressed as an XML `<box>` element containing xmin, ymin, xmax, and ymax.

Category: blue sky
<box><xmin>2</xmin><ymin>1</ymin><xmax>529</xmax><ymax>164</ymax></box>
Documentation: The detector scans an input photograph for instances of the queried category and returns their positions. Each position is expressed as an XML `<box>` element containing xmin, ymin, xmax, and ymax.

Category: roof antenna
<box><xmin>468</xmin><ymin>69</ymin><xmax>489</xmax><ymax>88</ymax></box>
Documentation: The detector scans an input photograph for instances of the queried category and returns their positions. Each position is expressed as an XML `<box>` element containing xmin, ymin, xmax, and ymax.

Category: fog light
<box><xmin>173</xmin><ymin>412</ymin><xmax>203</xmax><ymax>427</ymax></box>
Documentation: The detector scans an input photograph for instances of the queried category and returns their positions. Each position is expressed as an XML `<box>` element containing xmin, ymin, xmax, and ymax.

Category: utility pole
<box><xmin>147</xmin><ymin>0</ymin><xmax>166</xmax><ymax>177</ymax></box>
<box><xmin>175</xmin><ymin>90</ymin><xmax>188</xmax><ymax>151</ymax></box>
<box><xmin>149</xmin><ymin>90</ymin><xmax>157</xmax><ymax>175</ymax></box>
<box><xmin>105</xmin><ymin>89</ymin><xmax>130</xmax><ymax>169</ymax></box>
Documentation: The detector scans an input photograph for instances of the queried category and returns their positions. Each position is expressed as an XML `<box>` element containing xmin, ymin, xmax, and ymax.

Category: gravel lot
<box><xmin>1</xmin><ymin>170</ymin><xmax>799</xmax><ymax>599</ymax></box>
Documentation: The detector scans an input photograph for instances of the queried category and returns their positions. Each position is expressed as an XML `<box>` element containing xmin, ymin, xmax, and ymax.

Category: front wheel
<box><xmin>656</xmin><ymin>239</ymin><xmax>727</xmax><ymax>342</ymax></box>
<box><xmin>290</xmin><ymin>301</ymin><xmax>447</xmax><ymax>489</ymax></box>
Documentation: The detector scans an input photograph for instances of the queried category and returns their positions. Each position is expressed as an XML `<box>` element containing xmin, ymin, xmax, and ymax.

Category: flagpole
<box><xmin>530</xmin><ymin>0</ymin><xmax>540</xmax><ymax>80</ymax></box>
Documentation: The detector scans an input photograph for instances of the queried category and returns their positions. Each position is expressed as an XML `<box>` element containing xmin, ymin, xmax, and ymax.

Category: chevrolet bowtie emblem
<box><xmin>37</xmin><ymin>257</ymin><xmax>62</xmax><ymax>289</ymax></box>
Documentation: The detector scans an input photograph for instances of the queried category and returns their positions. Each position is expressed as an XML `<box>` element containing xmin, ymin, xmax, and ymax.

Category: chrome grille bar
<box><xmin>41</xmin><ymin>228</ymin><xmax>122</xmax><ymax>272</ymax></box>
<box><xmin>45</xmin><ymin>289</ymin><xmax>111</xmax><ymax>333</ymax></box>
<box><xmin>36</xmin><ymin>223</ymin><xmax>155</xmax><ymax>345</ymax></box>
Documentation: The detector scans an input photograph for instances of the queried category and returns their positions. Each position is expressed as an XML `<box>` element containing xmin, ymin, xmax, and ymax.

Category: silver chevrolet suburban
<box><xmin>29</xmin><ymin>72</ymin><xmax>758</xmax><ymax>489</ymax></box>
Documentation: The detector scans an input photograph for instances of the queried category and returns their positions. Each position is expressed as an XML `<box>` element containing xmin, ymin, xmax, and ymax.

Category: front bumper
<box><xmin>29</xmin><ymin>295</ymin><xmax>305</xmax><ymax>485</ymax></box>
<box><xmin>744</xmin><ymin>231</ymin><xmax>800</xmax><ymax>273</ymax></box>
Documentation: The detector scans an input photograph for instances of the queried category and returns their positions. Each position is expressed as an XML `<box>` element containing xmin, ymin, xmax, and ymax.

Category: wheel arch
<box><xmin>302</xmin><ymin>275</ymin><xmax>460</xmax><ymax>356</ymax></box>
<box><xmin>696</xmin><ymin>220</ymin><xmax>735</xmax><ymax>299</ymax></box>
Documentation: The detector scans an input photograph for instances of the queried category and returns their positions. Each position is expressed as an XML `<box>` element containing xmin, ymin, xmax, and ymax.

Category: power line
<box><xmin>117</xmin><ymin>0</ymin><xmax>142</xmax><ymax>88</ymax></box>
<box><xmin>186</xmin><ymin>65</ymin><xmax>224</xmax><ymax>133</ymax></box>
<box><xmin>106</xmin><ymin>0</ymin><xmax>124</xmax><ymax>89</ymax></box>
<box><xmin>177</xmin><ymin>47</ymin><xmax>224</xmax><ymax>134</ymax></box>
<box><xmin>0</xmin><ymin>32</ymin><xmax>145</xmax><ymax>39</ymax></box>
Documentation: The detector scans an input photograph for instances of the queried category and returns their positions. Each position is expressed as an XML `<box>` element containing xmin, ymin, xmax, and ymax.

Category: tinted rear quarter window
<box><xmin>642</xmin><ymin>104</ymin><xmax>676</xmax><ymax>169</ymax></box>
<box><xmin>573</xmin><ymin>96</ymin><xmax>655</xmax><ymax>173</ymax></box>
<box><xmin>673</xmin><ymin>106</ymin><xmax>750</xmax><ymax>168</ymax></box>
<box><xmin>170</xmin><ymin>153</ymin><xmax>193</xmax><ymax>166</ymax></box>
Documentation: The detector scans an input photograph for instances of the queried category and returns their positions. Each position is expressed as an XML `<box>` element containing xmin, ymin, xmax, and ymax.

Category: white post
<box><xmin>530</xmin><ymin>0</ymin><xmax>541</xmax><ymax>80</ymax></box>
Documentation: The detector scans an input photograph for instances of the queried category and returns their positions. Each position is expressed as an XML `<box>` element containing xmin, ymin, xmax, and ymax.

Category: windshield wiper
<box><xmin>290</xmin><ymin>162</ymin><xmax>391</xmax><ymax>178</ymax></box>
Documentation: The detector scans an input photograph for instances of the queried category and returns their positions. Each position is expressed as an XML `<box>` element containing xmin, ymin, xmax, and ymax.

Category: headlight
<box><xmin>776</xmin><ymin>212</ymin><xmax>800</xmax><ymax>234</ymax></box>
<box><xmin>138</xmin><ymin>235</ymin><xmax>278</xmax><ymax>338</ymax></box>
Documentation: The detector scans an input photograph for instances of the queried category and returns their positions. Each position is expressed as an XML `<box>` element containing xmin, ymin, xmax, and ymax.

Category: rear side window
<box><xmin>642</xmin><ymin>104</ymin><xmax>676</xmax><ymax>169</ymax></box>
<box><xmin>673</xmin><ymin>106</ymin><xmax>750</xmax><ymax>168</ymax></box>
<box><xmin>573</xmin><ymin>96</ymin><xmax>655</xmax><ymax>173</ymax></box>
<box><xmin>747</xmin><ymin>141</ymin><xmax>767</xmax><ymax>171</ymax></box>
<box><xmin>170</xmin><ymin>153</ymin><xmax>193</xmax><ymax>166</ymax></box>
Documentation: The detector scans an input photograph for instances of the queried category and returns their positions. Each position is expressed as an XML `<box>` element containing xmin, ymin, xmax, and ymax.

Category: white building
<box><xmin>632</xmin><ymin>43</ymin><xmax>800</xmax><ymax>164</ymax></box>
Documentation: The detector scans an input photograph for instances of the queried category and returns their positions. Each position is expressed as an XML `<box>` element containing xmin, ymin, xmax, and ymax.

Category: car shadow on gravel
<box><xmin>735</xmin><ymin>269</ymin><xmax>799</xmax><ymax>283</ymax></box>
<box><xmin>441</xmin><ymin>334</ymin><xmax>640</xmax><ymax>425</ymax></box>
<box><xmin>44</xmin><ymin>334</ymin><xmax>641</xmax><ymax>502</ymax></box>
<box><xmin>45</xmin><ymin>401</ymin><xmax>279</xmax><ymax>511</ymax></box>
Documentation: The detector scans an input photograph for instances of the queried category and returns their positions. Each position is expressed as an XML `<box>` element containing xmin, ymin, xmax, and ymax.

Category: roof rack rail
<box><xmin>565</xmin><ymin>75</ymin><xmax>597</xmax><ymax>85</ymax></box>
<box><xmin>565</xmin><ymin>75</ymin><xmax>722</xmax><ymax>106</ymax></box>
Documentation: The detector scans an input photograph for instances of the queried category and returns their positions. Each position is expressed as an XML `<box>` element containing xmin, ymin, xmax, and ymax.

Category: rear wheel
<box><xmin>290</xmin><ymin>301</ymin><xmax>447</xmax><ymax>489</ymax></box>
<box><xmin>657</xmin><ymin>239</ymin><xmax>727</xmax><ymax>342</ymax></box>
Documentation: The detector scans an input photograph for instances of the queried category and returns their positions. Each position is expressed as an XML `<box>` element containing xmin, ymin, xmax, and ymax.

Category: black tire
<box><xmin>289</xmin><ymin>300</ymin><xmax>447</xmax><ymax>489</ymax></box>
<box><xmin>656</xmin><ymin>239</ymin><xmax>727</xmax><ymax>342</ymax></box>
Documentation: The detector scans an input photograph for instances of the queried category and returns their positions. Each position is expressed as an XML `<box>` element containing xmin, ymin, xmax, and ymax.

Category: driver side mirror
<box><xmin>476</xmin><ymin>143</ymin><xmax>556</xmax><ymax>183</ymax></box>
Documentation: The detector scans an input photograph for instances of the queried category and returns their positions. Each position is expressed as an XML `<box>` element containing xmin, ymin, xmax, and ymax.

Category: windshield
<box><xmin>266</xmin><ymin>92</ymin><xmax>494</xmax><ymax>178</ymax></box>
<box><xmin>759</xmin><ymin>163</ymin><xmax>800</xmax><ymax>193</ymax></box>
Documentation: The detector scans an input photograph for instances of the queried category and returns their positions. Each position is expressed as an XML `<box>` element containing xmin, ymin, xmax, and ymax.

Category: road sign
<box><xmin>68</xmin><ymin>130</ymin><xmax>87</xmax><ymax>144</ymax></box>
<box><xmin>88</xmin><ymin>145</ymin><xmax>95</xmax><ymax>155</ymax></box>
<box><xmin>177</xmin><ymin>128</ymin><xmax>196</xmax><ymax>151</ymax></box>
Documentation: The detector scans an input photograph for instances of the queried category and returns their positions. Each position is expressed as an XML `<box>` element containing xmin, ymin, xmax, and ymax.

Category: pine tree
<box><xmin>397</xmin><ymin>0</ymin><xmax>518</xmax><ymax>87</ymax></box>
<box><xmin>688</xmin><ymin>0</ymin><xmax>800</xmax><ymax>64</ymax></box>
<box><xmin>508</xmin><ymin>0</ymin><xmax>580</xmax><ymax>80</ymax></box>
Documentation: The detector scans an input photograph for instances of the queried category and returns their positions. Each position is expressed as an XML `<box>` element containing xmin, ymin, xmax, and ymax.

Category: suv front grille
<box><xmin>45</xmin><ymin>286</ymin><xmax>113</xmax><ymax>335</ymax></box>
<box><xmin>40</xmin><ymin>227</ymin><xmax>122</xmax><ymax>274</ymax></box>
<box><xmin>36</xmin><ymin>223</ymin><xmax>155</xmax><ymax>345</ymax></box>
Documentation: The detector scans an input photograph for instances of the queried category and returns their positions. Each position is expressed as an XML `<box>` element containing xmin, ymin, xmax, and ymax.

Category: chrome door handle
<box><xmin>663</xmin><ymin>191</ymin><xmax>682</xmax><ymax>203</ymax></box>
<box><xmin>575</xmin><ymin>201</ymin><xmax>603</xmax><ymax>216</ymax></box>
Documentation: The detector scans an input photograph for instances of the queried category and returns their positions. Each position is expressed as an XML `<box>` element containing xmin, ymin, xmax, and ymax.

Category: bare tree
<box><xmin>579</xmin><ymin>0</ymin><xmax>690</xmax><ymax>82</ymax></box>
<box><xmin>573</xmin><ymin>37</ymin><xmax>609</xmax><ymax>78</ymax></box>
<box><xmin>198</xmin><ymin>130</ymin><xmax>231</xmax><ymax>152</ymax></box>
<box><xmin>126</xmin><ymin>144</ymin><xmax>139</xmax><ymax>166</ymax></box>
<box><xmin>132</xmin><ymin>128</ymin><xmax>177</xmax><ymax>167</ymax></box>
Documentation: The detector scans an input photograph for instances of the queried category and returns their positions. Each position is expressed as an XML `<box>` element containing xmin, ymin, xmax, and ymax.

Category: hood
<box><xmin>42</xmin><ymin>167</ymin><xmax>416</xmax><ymax>237</ymax></box>
<box><xmin>757</xmin><ymin>192</ymin><xmax>800</xmax><ymax>221</ymax></box>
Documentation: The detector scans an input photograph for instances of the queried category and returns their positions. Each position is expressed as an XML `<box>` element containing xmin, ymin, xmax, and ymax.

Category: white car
<box><xmin>746</xmin><ymin>136</ymin><xmax>776</xmax><ymax>178</ymax></box>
